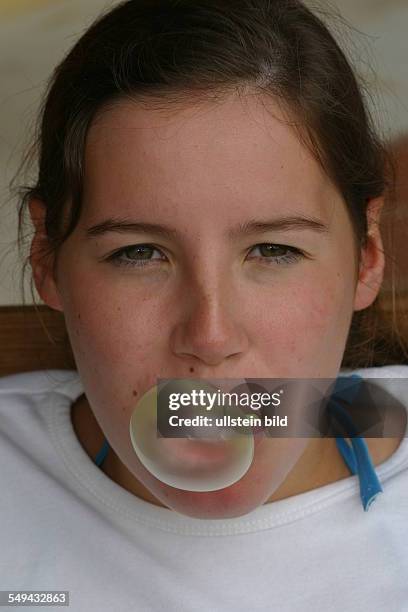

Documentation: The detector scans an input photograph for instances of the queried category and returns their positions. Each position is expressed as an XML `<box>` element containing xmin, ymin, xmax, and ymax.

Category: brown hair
<box><xmin>13</xmin><ymin>0</ymin><xmax>408</xmax><ymax>368</ymax></box>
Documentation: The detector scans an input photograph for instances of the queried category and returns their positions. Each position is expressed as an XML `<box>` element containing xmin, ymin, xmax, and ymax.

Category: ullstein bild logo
<box><xmin>155</xmin><ymin>377</ymin><xmax>408</xmax><ymax>439</ymax></box>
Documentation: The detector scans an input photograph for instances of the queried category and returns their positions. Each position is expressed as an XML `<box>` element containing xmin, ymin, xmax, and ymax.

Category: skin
<box><xmin>28</xmin><ymin>91</ymin><xmax>401</xmax><ymax>518</ymax></box>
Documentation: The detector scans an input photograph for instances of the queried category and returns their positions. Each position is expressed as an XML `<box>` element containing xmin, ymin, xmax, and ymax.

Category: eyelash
<box><xmin>105</xmin><ymin>243</ymin><xmax>305</xmax><ymax>269</ymax></box>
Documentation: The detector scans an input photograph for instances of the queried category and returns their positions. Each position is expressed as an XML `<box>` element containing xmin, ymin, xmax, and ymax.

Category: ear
<box><xmin>353</xmin><ymin>197</ymin><xmax>385</xmax><ymax>312</ymax></box>
<box><xmin>29</xmin><ymin>198</ymin><xmax>64</xmax><ymax>312</ymax></box>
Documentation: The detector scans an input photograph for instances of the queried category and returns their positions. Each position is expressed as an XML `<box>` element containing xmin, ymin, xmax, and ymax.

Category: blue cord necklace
<box><xmin>94</xmin><ymin>437</ymin><xmax>110</xmax><ymax>467</ymax></box>
<box><xmin>328</xmin><ymin>373</ymin><xmax>382</xmax><ymax>511</ymax></box>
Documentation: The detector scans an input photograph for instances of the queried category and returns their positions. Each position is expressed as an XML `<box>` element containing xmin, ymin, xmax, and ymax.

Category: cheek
<box><xmin>66</xmin><ymin>294</ymin><xmax>160</xmax><ymax>364</ymax></box>
<box><xmin>61</xmin><ymin>281</ymin><xmax>163</xmax><ymax>433</ymax></box>
<box><xmin>60</xmin><ymin>267</ymin><xmax>170</xmax><ymax>395</ymax></box>
<box><xmin>255</xmin><ymin>272</ymin><xmax>354</xmax><ymax>371</ymax></box>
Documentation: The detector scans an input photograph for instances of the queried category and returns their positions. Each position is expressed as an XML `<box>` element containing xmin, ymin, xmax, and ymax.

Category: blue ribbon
<box><xmin>94</xmin><ymin>437</ymin><xmax>110</xmax><ymax>467</ymax></box>
<box><xmin>329</xmin><ymin>374</ymin><xmax>383</xmax><ymax>511</ymax></box>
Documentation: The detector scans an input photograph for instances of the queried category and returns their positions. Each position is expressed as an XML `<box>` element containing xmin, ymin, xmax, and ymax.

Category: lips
<box><xmin>158</xmin><ymin>437</ymin><xmax>232</xmax><ymax>468</ymax></box>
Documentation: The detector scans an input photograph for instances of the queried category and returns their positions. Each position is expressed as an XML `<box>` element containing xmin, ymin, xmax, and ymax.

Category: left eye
<box><xmin>247</xmin><ymin>243</ymin><xmax>304</xmax><ymax>265</ymax></box>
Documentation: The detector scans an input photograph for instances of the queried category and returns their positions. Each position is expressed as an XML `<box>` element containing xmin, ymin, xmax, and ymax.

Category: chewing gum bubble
<box><xmin>129</xmin><ymin>379</ymin><xmax>254</xmax><ymax>492</ymax></box>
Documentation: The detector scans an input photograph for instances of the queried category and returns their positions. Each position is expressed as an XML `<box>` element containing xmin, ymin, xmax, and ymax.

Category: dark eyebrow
<box><xmin>85</xmin><ymin>214</ymin><xmax>329</xmax><ymax>240</ymax></box>
<box><xmin>227</xmin><ymin>215</ymin><xmax>329</xmax><ymax>239</ymax></box>
<box><xmin>85</xmin><ymin>218</ymin><xmax>178</xmax><ymax>240</ymax></box>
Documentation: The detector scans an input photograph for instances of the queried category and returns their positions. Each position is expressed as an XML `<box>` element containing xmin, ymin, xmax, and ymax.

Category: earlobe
<box><xmin>353</xmin><ymin>197</ymin><xmax>386</xmax><ymax>312</ymax></box>
<box><xmin>28</xmin><ymin>198</ymin><xmax>64</xmax><ymax>313</ymax></box>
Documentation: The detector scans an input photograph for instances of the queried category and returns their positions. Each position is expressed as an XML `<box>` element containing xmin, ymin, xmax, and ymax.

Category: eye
<box><xmin>104</xmin><ymin>242</ymin><xmax>305</xmax><ymax>269</ymax></box>
<box><xmin>106</xmin><ymin>244</ymin><xmax>168</xmax><ymax>268</ymax></box>
<box><xmin>246</xmin><ymin>243</ymin><xmax>304</xmax><ymax>265</ymax></box>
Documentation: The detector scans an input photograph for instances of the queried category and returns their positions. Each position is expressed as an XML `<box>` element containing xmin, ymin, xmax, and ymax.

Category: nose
<box><xmin>170</xmin><ymin>272</ymin><xmax>249</xmax><ymax>368</ymax></box>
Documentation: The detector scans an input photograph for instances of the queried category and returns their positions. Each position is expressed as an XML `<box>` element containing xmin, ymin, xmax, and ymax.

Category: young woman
<box><xmin>1</xmin><ymin>1</ymin><xmax>407</xmax><ymax>609</ymax></box>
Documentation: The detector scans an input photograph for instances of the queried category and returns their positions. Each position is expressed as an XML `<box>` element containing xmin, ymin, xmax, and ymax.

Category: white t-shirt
<box><xmin>1</xmin><ymin>366</ymin><xmax>408</xmax><ymax>612</ymax></box>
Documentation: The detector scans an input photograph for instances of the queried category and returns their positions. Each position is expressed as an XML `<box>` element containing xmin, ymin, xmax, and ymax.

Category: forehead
<box><xmin>82</xmin><ymin>92</ymin><xmax>340</xmax><ymax>223</ymax></box>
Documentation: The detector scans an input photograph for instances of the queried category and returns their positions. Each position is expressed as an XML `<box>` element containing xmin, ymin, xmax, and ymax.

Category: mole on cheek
<box><xmin>132</xmin><ymin>390</ymin><xmax>138</xmax><ymax>397</ymax></box>
<box><xmin>189</xmin><ymin>367</ymin><xmax>194</xmax><ymax>373</ymax></box>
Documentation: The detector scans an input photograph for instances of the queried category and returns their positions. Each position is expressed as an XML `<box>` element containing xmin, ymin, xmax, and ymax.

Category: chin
<box><xmin>128</xmin><ymin>434</ymin><xmax>298</xmax><ymax>519</ymax></box>
<box><xmin>149</xmin><ymin>475</ymin><xmax>272</xmax><ymax>519</ymax></box>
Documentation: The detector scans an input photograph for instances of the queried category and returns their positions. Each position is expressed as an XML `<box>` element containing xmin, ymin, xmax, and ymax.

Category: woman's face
<box><xmin>31</xmin><ymin>92</ymin><xmax>384</xmax><ymax>518</ymax></box>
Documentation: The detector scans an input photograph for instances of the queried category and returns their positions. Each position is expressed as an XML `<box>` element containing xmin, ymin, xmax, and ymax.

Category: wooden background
<box><xmin>0</xmin><ymin>305</ymin><xmax>76</xmax><ymax>376</ymax></box>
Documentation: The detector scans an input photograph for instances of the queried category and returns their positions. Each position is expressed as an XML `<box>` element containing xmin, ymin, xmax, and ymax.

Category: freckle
<box><xmin>132</xmin><ymin>390</ymin><xmax>138</xmax><ymax>397</ymax></box>
<box><xmin>78</xmin><ymin>313</ymin><xmax>81</xmax><ymax>319</ymax></box>
<box><xmin>189</xmin><ymin>367</ymin><xmax>194</xmax><ymax>373</ymax></box>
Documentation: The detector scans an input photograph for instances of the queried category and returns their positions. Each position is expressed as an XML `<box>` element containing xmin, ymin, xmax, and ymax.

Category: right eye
<box><xmin>105</xmin><ymin>244</ymin><xmax>168</xmax><ymax>268</ymax></box>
